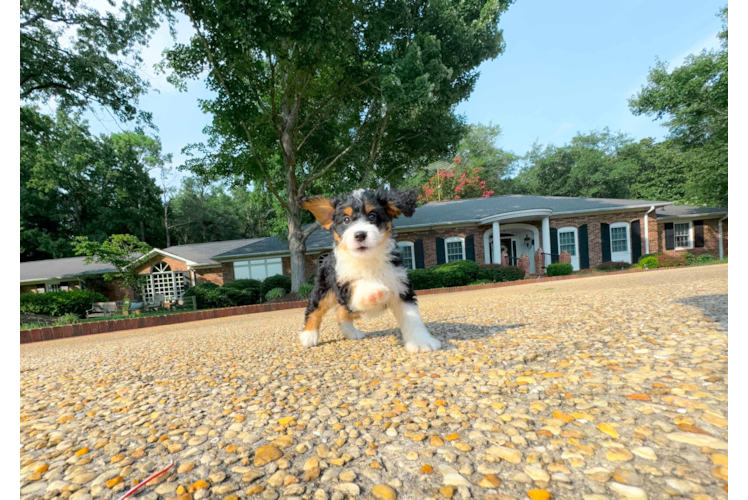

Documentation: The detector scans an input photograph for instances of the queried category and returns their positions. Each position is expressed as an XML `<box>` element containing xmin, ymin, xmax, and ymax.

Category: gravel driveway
<box><xmin>20</xmin><ymin>265</ymin><xmax>728</xmax><ymax>500</ymax></box>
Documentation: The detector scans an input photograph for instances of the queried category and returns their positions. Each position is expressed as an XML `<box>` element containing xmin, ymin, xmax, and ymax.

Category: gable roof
<box><xmin>162</xmin><ymin>238</ymin><xmax>265</xmax><ymax>266</ymax></box>
<box><xmin>656</xmin><ymin>205</ymin><xmax>727</xmax><ymax>220</ymax></box>
<box><xmin>20</xmin><ymin>256</ymin><xmax>117</xmax><ymax>283</ymax></box>
<box><xmin>212</xmin><ymin>194</ymin><xmax>673</xmax><ymax>259</ymax></box>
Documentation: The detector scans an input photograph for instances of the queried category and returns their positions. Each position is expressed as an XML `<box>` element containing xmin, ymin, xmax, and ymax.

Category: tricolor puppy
<box><xmin>298</xmin><ymin>188</ymin><xmax>441</xmax><ymax>352</ymax></box>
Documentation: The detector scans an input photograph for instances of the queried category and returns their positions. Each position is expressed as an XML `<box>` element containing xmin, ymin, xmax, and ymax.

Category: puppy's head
<box><xmin>300</xmin><ymin>188</ymin><xmax>418</xmax><ymax>258</ymax></box>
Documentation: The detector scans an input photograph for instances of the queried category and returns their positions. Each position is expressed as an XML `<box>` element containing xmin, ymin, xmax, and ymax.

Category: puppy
<box><xmin>298</xmin><ymin>188</ymin><xmax>441</xmax><ymax>353</ymax></box>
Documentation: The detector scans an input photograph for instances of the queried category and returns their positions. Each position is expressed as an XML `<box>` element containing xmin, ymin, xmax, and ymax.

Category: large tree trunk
<box><xmin>164</xmin><ymin>203</ymin><xmax>171</xmax><ymax>247</ymax></box>
<box><xmin>287</xmin><ymin>206</ymin><xmax>307</xmax><ymax>291</ymax></box>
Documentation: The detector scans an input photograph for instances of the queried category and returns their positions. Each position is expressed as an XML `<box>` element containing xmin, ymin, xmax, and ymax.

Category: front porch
<box><xmin>479</xmin><ymin>209</ymin><xmax>554</xmax><ymax>275</ymax></box>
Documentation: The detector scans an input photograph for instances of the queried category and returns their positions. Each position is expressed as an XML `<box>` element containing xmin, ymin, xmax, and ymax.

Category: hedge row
<box><xmin>183</xmin><ymin>274</ymin><xmax>294</xmax><ymax>309</ymax></box>
<box><xmin>20</xmin><ymin>290</ymin><xmax>108</xmax><ymax>318</ymax></box>
<box><xmin>408</xmin><ymin>260</ymin><xmax>525</xmax><ymax>290</ymax></box>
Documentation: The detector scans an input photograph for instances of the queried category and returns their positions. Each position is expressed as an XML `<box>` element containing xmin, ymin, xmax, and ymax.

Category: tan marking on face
<box><xmin>304</xmin><ymin>291</ymin><xmax>336</xmax><ymax>331</ymax></box>
<box><xmin>300</xmin><ymin>197</ymin><xmax>335</xmax><ymax>229</ymax></box>
<box><xmin>365</xmin><ymin>204</ymin><xmax>374</xmax><ymax>213</ymax></box>
<box><xmin>343</xmin><ymin>207</ymin><xmax>353</xmax><ymax>216</ymax></box>
<box><xmin>385</xmin><ymin>202</ymin><xmax>402</xmax><ymax>218</ymax></box>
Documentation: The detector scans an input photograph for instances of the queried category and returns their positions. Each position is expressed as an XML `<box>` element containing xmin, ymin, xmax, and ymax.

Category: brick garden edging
<box><xmin>20</xmin><ymin>264</ymin><xmax>721</xmax><ymax>344</ymax></box>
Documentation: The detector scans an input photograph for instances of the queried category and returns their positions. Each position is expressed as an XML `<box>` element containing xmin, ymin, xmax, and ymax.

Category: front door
<box><xmin>557</xmin><ymin>228</ymin><xmax>580</xmax><ymax>271</ymax></box>
<box><xmin>500</xmin><ymin>237</ymin><xmax>516</xmax><ymax>265</ymax></box>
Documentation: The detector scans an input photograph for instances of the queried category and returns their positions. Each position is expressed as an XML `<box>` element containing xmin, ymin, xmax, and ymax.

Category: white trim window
<box><xmin>317</xmin><ymin>253</ymin><xmax>330</xmax><ymax>266</ymax></box>
<box><xmin>610</xmin><ymin>222</ymin><xmax>631</xmax><ymax>263</ymax></box>
<box><xmin>396</xmin><ymin>241</ymin><xmax>415</xmax><ymax>270</ymax></box>
<box><xmin>234</xmin><ymin>257</ymin><xmax>283</xmax><ymax>281</ymax></box>
<box><xmin>143</xmin><ymin>262</ymin><xmax>186</xmax><ymax>303</ymax></box>
<box><xmin>445</xmin><ymin>237</ymin><xmax>466</xmax><ymax>262</ymax></box>
<box><xmin>47</xmin><ymin>283</ymin><xmax>61</xmax><ymax>292</ymax></box>
<box><xmin>674</xmin><ymin>221</ymin><xmax>693</xmax><ymax>249</ymax></box>
<box><xmin>558</xmin><ymin>230</ymin><xmax>576</xmax><ymax>256</ymax></box>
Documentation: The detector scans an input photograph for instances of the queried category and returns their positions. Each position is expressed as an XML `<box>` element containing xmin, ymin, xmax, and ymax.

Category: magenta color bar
<box><xmin>727</xmin><ymin>160</ymin><xmax>748</xmax><ymax>226</ymax></box>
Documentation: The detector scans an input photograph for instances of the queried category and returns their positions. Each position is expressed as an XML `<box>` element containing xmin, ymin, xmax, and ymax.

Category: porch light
<box><xmin>524</xmin><ymin>235</ymin><xmax>533</xmax><ymax>248</ymax></box>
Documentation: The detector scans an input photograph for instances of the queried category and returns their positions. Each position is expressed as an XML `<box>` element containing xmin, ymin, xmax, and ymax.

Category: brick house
<box><xmin>20</xmin><ymin>196</ymin><xmax>727</xmax><ymax>300</ymax></box>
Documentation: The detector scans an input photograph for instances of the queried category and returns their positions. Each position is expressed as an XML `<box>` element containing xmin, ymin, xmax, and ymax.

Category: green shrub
<box><xmin>596</xmin><ymin>261</ymin><xmax>631</xmax><ymax>272</ymax></box>
<box><xmin>697</xmin><ymin>254</ymin><xmax>715</xmax><ymax>264</ymax></box>
<box><xmin>656</xmin><ymin>254</ymin><xmax>688</xmax><ymax>267</ymax></box>
<box><xmin>638</xmin><ymin>256</ymin><xmax>659</xmax><ymax>269</ymax></box>
<box><xmin>477</xmin><ymin>264</ymin><xmax>526</xmax><ymax>282</ymax></box>
<box><xmin>222</xmin><ymin>279</ymin><xmax>261</xmax><ymax>303</ymax></box>
<box><xmin>265</xmin><ymin>287</ymin><xmax>286</xmax><ymax>301</ymax></box>
<box><xmin>546</xmin><ymin>263</ymin><xmax>573</xmax><ymax>276</ymax></box>
<box><xmin>638</xmin><ymin>252</ymin><xmax>662</xmax><ymax>263</ymax></box>
<box><xmin>468</xmin><ymin>279</ymin><xmax>493</xmax><ymax>286</ymax></box>
<box><xmin>54</xmin><ymin>313</ymin><xmax>79</xmax><ymax>326</ymax></box>
<box><xmin>183</xmin><ymin>283</ymin><xmax>257</xmax><ymax>309</ymax></box>
<box><xmin>308</xmin><ymin>274</ymin><xmax>317</xmax><ymax>285</ymax></box>
<box><xmin>429</xmin><ymin>259</ymin><xmax>480</xmax><ymax>288</ymax></box>
<box><xmin>261</xmin><ymin>274</ymin><xmax>292</xmax><ymax>299</ymax></box>
<box><xmin>682</xmin><ymin>252</ymin><xmax>696</xmax><ymax>265</ymax></box>
<box><xmin>296</xmin><ymin>283</ymin><xmax>314</xmax><ymax>300</ymax></box>
<box><xmin>20</xmin><ymin>290</ymin><xmax>108</xmax><ymax>317</ymax></box>
<box><xmin>407</xmin><ymin>268</ymin><xmax>439</xmax><ymax>290</ymax></box>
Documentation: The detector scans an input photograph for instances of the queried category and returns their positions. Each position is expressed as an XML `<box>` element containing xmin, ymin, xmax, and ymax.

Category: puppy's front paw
<box><xmin>299</xmin><ymin>329</ymin><xmax>319</xmax><ymax>348</ymax></box>
<box><xmin>405</xmin><ymin>333</ymin><xmax>442</xmax><ymax>353</ymax></box>
<box><xmin>352</xmin><ymin>282</ymin><xmax>390</xmax><ymax>311</ymax></box>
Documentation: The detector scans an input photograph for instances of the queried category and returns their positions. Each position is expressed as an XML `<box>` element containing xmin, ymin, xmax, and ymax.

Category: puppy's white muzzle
<box><xmin>342</xmin><ymin>220</ymin><xmax>384</xmax><ymax>257</ymax></box>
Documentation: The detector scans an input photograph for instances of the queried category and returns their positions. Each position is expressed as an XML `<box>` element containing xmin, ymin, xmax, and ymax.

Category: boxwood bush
<box><xmin>656</xmin><ymin>254</ymin><xmax>688</xmax><ymax>267</ymax></box>
<box><xmin>183</xmin><ymin>283</ymin><xmax>257</xmax><ymax>309</ymax></box>
<box><xmin>638</xmin><ymin>256</ymin><xmax>659</xmax><ymax>269</ymax></box>
<box><xmin>260</xmin><ymin>274</ymin><xmax>292</xmax><ymax>299</ymax></box>
<box><xmin>477</xmin><ymin>264</ymin><xmax>526</xmax><ymax>282</ymax></box>
<box><xmin>596</xmin><ymin>261</ymin><xmax>631</xmax><ymax>272</ymax></box>
<box><xmin>408</xmin><ymin>260</ymin><xmax>525</xmax><ymax>290</ymax></box>
<box><xmin>20</xmin><ymin>290</ymin><xmax>108</xmax><ymax>318</ymax></box>
<box><xmin>638</xmin><ymin>252</ymin><xmax>662</xmax><ymax>263</ymax></box>
<box><xmin>697</xmin><ymin>254</ymin><xmax>715</xmax><ymax>264</ymax></box>
<box><xmin>546</xmin><ymin>263</ymin><xmax>573</xmax><ymax>276</ymax></box>
<box><xmin>223</xmin><ymin>279</ymin><xmax>262</xmax><ymax>303</ymax></box>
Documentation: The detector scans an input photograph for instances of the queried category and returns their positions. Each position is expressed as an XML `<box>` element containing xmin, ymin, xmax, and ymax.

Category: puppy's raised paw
<box><xmin>299</xmin><ymin>329</ymin><xmax>319</xmax><ymax>348</ymax></box>
<box><xmin>351</xmin><ymin>280</ymin><xmax>390</xmax><ymax>311</ymax></box>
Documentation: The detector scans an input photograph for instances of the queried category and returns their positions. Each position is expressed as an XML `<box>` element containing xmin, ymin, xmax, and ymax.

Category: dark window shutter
<box><xmin>465</xmin><ymin>234</ymin><xmax>476</xmax><ymax>261</ymax></box>
<box><xmin>550</xmin><ymin>228</ymin><xmax>558</xmax><ymax>263</ymax></box>
<box><xmin>600</xmin><ymin>223</ymin><xmax>611</xmax><ymax>262</ymax></box>
<box><xmin>435</xmin><ymin>237</ymin><xmax>445</xmax><ymax>265</ymax></box>
<box><xmin>578</xmin><ymin>224</ymin><xmax>590</xmax><ymax>269</ymax></box>
<box><xmin>694</xmin><ymin>220</ymin><xmax>705</xmax><ymax>248</ymax></box>
<box><xmin>664</xmin><ymin>222</ymin><xmax>674</xmax><ymax>250</ymax></box>
<box><xmin>414</xmin><ymin>239</ymin><xmax>425</xmax><ymax>269</ymax></box>
<box><xmin>631</xmin><ymin>220</ymin><xmax>642</xmax><ymax>262</ymax></box>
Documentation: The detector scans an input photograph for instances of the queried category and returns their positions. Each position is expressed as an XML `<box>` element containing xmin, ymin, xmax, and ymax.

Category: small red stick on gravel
<box><xmin>116</xmin><ymin>460</ymin><xmax>174</xmax><ymax>500</ymax></box>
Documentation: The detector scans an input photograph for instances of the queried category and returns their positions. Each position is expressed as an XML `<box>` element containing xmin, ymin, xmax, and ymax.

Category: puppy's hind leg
<box><xmin>337</xmin><ymin>306</ymin><xmax>365</xmax><ymax>340</ymax></box>
<box><xmin>300</xmin><ymin>291</ymin><xmax>335</xmax><ymax>348</ymax></box>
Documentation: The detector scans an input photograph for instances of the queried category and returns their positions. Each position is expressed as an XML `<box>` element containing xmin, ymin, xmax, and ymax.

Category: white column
<box><xmin>492</xmin><ymin>221</ymin><xmax>501</xmax><ymax>264</ymax></box>
<box><xmin>644</xmin><ymin>212</ymin><xmax>650</xmax><ymax>255</ymax></box>
<box><xmin>718</xmin><ymin>217</ymin><xmax>726</xmax><ymax>259</ymax></box>
<box><xmin>542</xmin><ymin>217</ymin><xmax>551</xmax><ymax>266</ymax></box>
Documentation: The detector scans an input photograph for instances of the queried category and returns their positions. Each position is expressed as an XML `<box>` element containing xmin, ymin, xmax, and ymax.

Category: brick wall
<box><xmin>549</xmin><ymin>210</ymin><xmax>655</xmax><ymax>268</ymax></box>
<box><xmin>135</xmin><ymin>255</ymin><xmax>189</xmax><ymax>275</ymax></box>
<box><xmin>657</xmin><ymin>218</ymin><xmax>724</xmax><ymax>259</ymax></box>
<box><xmin>221</xmin><ymin>262</ymin><xmax>235</xmax><ymax>284</ymax></box>
<box><xmin>194</xmin><ymin>266</ymin><xmax>224</xmax><ymax>285</ymax></box>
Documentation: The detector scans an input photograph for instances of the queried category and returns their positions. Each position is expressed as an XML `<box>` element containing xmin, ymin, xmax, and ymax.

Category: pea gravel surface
<box><xmin>20</xmin><ymin>265</ymin><xmax>728</xmax><ymax>500</ymax></box>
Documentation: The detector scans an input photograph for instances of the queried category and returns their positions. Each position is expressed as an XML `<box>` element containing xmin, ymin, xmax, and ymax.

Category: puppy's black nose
<box><xmin>354</xmin><ymin>231</ymin><xmax>367</xmax><ymax>242</ymax></box>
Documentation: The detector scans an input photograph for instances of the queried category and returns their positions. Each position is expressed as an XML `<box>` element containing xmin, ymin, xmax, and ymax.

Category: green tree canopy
<box><xmin>20</xmin><ymin>0</ymin><xmax>168</xmax><ymax>125</ymax></box>
<box><xmin>161</xmin><ymin>0</ymin><xmax>514</xmax><ymax>289</ymax></box>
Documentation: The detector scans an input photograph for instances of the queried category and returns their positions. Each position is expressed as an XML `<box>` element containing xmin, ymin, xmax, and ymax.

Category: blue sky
<box><xmin>86</xmin><ymin>0</ymin><xmax>725</xmax><ymax>178</ymax></box>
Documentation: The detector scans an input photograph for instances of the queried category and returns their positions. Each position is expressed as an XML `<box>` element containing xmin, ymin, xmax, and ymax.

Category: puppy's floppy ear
<box><xmin>299</xmin><ymin>196</ymin><xmax>336</xmax><ymax>229</ymax></box>
<box><xmin>380</xmin><ymin>188</ymin><xmax>418</xmax><ymax>218</ymax></box>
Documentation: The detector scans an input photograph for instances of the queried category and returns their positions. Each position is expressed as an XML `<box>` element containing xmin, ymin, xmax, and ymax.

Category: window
<box><xmin>143</xmin><ymin>261</ymin><xmax>185</xmax><ymax>303</ymax></box>
<box><xmin>674</xmin><ymin>222</ymin><xmax>692</xmax><ymax>249</ymax></box>
<box><xmin>35</xmin><ymin>284</ymin><xmax>45</xmax><ymax>294</ymax></box>
<box><xmin>445</xmin><ymin>237</ymin><xmax>465</xmax><ymax>262</ymax></box>
<box><xmin>610</xmin><ymin>224</ymin><xmax>629</xmax><ymax>253</ymax></box>
<box><xmin>234</xmin><ymin>258</ymin><xmax>283</xmax><ymax>281</ymax></box>
<box><xmin>317</xmin><ymin>253</ymin><xmax>330</xmax><ymax>267</ymax></box>
<box><xmin>396</xmin><ymin>242</ymin><xmax>415</xmax><ymax>270</ymax></box>
<box><xmin>47</xmin><ymin>283</ymin><xmax>60</xmax><ymax>292</ymax></box>
<box><xmin>558</xmin><ymin>231</ymin><xmax>576</xmax><ymax>256</ymax></box>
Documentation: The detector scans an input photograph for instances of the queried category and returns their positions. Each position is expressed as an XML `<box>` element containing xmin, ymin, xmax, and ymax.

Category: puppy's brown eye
<box><xmin>368</xmin><ymin>213</ymin><xmax>376</xmax><ymax>222</ymax></box>
<box><xmin>343</xmin><ymin>216</ymin><xmax>351</xmax><ymax>224</ymax></box>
